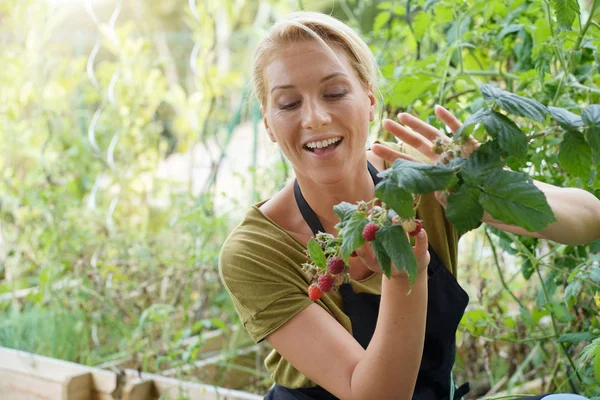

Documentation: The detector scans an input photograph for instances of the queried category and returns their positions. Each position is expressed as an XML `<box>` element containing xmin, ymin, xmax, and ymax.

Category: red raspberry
<box><xmin>308</xmin><ymin>284</ymin><xmax>323</xmax><ymax>301</ymax></box>
<box><xmin>402</xmin><ymin>219</ymin><xmax>423</xmax><ymax>236</ymax></box>
<box><xmin>362</xmin><ymin>222</ymin><xmax>379</xmax><ymax>242</ymax></box>
<box><xmin>317</xmin><ymin>274</ymin><xmax>334</xmax><ymax>292</ymax></box>
<box><xmin>327</xmin><ymin>257</ymin><xmax>345</xmax><ymax>274</ymax></box>
<box><xmin>350</xmin><ymin>251</ymin><xmax>358</xmax><ymax>257</ymax></box>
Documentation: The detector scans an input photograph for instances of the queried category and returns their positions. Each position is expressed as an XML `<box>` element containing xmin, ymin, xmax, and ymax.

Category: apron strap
<box><xmin>294</xmin><ymin>161</ymin><xmax>381</xmax><ymax>236</ymax></box>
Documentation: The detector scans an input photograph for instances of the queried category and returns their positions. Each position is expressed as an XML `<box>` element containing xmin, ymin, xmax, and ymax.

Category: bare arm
<box><xmin>481</xmin><ymin>180</ymin><xmax>600</xmax><ymax>245</ymax></box>
<box><xmin>373</xmin><ymin>105</ymin><xmax>600</xmax><ymax>246</ymax></box>
<box><xmin>266</xmin><ymin>230</ymin><xmax>430</xmax><ymax>400</ymax></box>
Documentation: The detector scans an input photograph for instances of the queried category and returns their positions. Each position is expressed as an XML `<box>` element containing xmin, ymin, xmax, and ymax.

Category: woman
<box><xmin>218</xmin><ymin>11</ymin><xmax>600</xmax><ymax>400</ymax></box>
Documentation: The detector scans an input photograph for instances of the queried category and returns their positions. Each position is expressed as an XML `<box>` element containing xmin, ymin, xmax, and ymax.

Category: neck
<box><xmin>294</xmin><ymin>157</ymin><xmax>376</xmax><ymax>231</ymax></box>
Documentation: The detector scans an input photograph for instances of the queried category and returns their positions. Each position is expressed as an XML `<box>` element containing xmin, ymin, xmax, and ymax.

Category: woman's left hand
<box><xmin>371</xmin><ymin>105</ymin><xmax>479</xmax><ymax>207</ymax></box>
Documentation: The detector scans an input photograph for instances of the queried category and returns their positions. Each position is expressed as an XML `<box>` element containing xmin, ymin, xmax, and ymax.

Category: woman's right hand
<box><xmin>355</xmin><ymin>228</ymin><xmax>430</xmax><ymax>280</ymax></box>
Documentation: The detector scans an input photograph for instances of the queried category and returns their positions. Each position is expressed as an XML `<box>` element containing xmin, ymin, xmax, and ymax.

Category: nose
<box><xmin>301</xmin><ymin>98</ymin><xmax>331</xmax><ymax>130</ymax></box>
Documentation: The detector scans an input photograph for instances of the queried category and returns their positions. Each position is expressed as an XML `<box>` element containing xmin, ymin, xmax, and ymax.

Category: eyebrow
<box><xmin>270</xmin><ymin>72</ymin><xmax>349</xmax><ymax>94</ymax></box>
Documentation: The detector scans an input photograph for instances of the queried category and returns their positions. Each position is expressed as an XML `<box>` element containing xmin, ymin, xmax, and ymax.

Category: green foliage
<box><xmin>365</xmin><ymin>0</ymin><xmax>600</xmax><ymax>396</ymax></box>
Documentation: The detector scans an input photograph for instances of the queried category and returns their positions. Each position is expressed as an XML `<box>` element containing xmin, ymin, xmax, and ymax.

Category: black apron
<box><xmin>265</xmin><ymin>161</ymin><xmax>472</xmax><ymax>400</ymax></box>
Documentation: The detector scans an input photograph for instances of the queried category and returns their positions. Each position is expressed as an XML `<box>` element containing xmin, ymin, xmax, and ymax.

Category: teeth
<box><xmin>306</xmin><ymin>137</ymin><xmax>342</xmax><ymax>149</ymax></box>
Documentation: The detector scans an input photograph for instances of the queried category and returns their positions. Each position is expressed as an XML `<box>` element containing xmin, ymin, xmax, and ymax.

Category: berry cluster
<box><xmin>431</xmin><ymin>137</ymin><xmax>462</xmax><ymax>165</ymax></box>
<box><xmin>304</xmin><ymin>199</ymin><xmax>423</xmax><ymax>301</ymax></box>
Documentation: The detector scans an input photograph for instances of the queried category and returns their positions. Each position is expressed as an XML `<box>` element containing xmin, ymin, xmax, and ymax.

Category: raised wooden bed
<box><xmin>0</xmin><ymin>346</ymin><xmax>263</xmax><ymax>400</ymax></box>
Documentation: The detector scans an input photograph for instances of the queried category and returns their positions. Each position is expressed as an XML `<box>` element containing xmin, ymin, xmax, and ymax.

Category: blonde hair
<box><xmin>252</xmin><ymin>11</ymin><xmax>379</xmax><ymax>106</ymax></box>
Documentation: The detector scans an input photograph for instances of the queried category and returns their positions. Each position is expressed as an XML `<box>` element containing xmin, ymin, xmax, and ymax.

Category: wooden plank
<box><xmin>122</xmin><ymin>379</ymin><xmax>155</xmax><ymax>400</ymax></box>
<box><xmin>64</xmin><ymin>373</ymin><xmax>92</xmax><ymax>400</ymax></box>
<box><xmin>0</xmin><ymin>368</ymin><xmax>63</xmax><ymax>400</ymax></box>
<box><xmin>0</xmin><ymin>347</ymin><xmax>118</xmax><ymax>395</ymax></box>
<box><xmin>124</xmin><ymin>370</ymin><xmax>263</xmax><ymax>400</ymax></box>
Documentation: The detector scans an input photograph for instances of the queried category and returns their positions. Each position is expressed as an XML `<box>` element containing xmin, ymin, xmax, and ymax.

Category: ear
<box><xmin>260</xmin><ymin>104</ymin><xmax>276</xmax><ymax>143</ymax></box>
<box><xmin>368</xmin><ymin>85</ymin><xmax>376</xmax><ymax>122</ymax></box>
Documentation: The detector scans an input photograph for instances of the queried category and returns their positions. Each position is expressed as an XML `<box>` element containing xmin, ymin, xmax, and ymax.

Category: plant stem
<box><xmin>485</xmin><ymin>228</ymin><xmax>525</xmax><ymax>310</ymax></box>
<box><xmin>574</xmin><ymin>0</ymin><xmax>599</xmax><ymax>51</ymax></box>
<box><xmin>479</xmin><ymin>333</ymin><xmax>557</xmax><ymax>343</ymax></box>
<box><xmin>505</xmin><ymin>233</ymin><xmax>584</xmax><ymax>388</ymax></box>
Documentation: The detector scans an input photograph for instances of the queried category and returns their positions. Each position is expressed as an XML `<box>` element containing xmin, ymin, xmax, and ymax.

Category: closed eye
<box><xmin>324</xmin><ymin>91</ymin><xmax>347</xmax><ymax>99</ymax></box>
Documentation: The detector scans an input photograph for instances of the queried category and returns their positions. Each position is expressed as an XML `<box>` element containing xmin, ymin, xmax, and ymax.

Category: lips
<box><xmin>303</xmin><ymin>137</ymin><xmax>343</xmax><ymax>152</ymax></box>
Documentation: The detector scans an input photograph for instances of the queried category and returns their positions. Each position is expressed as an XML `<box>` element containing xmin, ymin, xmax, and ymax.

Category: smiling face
<box><xmin>262</xmin><ymin>40</ymin><xmax>376</xmax><ymax>184</ymax></box>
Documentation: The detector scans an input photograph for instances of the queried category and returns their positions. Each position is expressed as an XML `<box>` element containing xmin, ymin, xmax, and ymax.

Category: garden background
<box><xmin>1</xmin><ymin>0</ymin><xmax>600</xmax><ymax>398</ymax></box>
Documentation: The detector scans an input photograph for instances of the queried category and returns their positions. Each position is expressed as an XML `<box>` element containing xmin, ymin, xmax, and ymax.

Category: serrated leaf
<box><xmin>454</xmin><ymin>107</ymin><xmax>489</xmax><ymax>142</ymax></box>
<box><xmin>552</xmin><ymin>0</ymin><xmax>580</xmax><ymax>30</ymax></box>
<box><xmin>589</xmin><ymin>268</ymin><xmax>600</xmax><ymax>283</ymax></box>
<box><xmin>446</xmin><ymin>185</ymin><xmax>484</xmax><ymax>236</ymax></box>
<box><xmin>377</xmin><ymin>224</ymin><xmax>417</xmax><ymax>283</ymax></box>
<box><xmin>370</xmin><ymin>238</ymin><xmax>392</xmax><ymax>278</ymax></box>
<box><xmin>582</xmin><ymin>104</ymin><xmax>600</xmax><ymax>128</ymax></box>
<box><xmin>375</xmin><ymin>176</ymin><xmax>414</xmax><ymax>218</ymax></box>
<box><xmin>481</xmin><ymin>84</ymin><xmax>548</xmax><ymax>122</ymax></box>
<box><xmin>459</xmin><ymin>142</ymin><xmax>505</xmax><ymax>185</ymax></box>
<box><xmin>548</xmin><ymin>106</ymin><xmax>583</xmax><ymax>130</ymax></box>
<box><xmin>339</xmin><ymin>213</ymin><xmax>368</xmax><ymax>260</ymax></box>
<box><xmin>307</xmin><ymin>238</ymin><xmax>327</xmax><ymax>269</ymax></box>
<box><xmin>557</xmin><ymin>332</ymin><xmax>595</xmax><ymax>344</ymax></box>
<box><xmin>334</xmin><ymin>202</ymin><xmax>358</xmax><ymax>230</ymax></box>
<box><xmin>481</xmin><ymin>111</ymin><xmax>528</xmax><ymax>158</ymax></box>
<box><xmin>479</xmin><ymin>169</ymin><xmax>556</xmax><ymax>232</ymax></box>
<box><xmin>558</xmin><ymin>131</ymin><xmax>593</xmax><ymax>178</ymax></box>
<box><xmin>380</xmin><ymin>159</ymin><xmax>458</xmax><ymax>194</ymax></box>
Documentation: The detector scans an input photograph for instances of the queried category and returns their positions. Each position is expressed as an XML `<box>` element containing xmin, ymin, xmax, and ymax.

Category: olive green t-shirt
<box><xmin>218</xmin><ymin>141</ymin><xmax>461</xmax><ymax>389</ymax></box>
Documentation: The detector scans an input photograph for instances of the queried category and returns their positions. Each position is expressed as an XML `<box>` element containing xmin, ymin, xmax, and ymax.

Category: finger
<box><xmin>371</xmin><ymin>143</ymin><xmax>419</xmax><ymax>165</ymax></box>
<box><xmin>382</xmin><ymin>119</ymin><xmax>437</xmax><ymax>161</ymax></box>
<box><xmin>434</xmin><ymin>105</ymin><xmax>462</xmax><ymax>134</ymax></box>
<box><xmin>434</xmin><ymin>105</ymin><xmax>480</xmax><ymax>153</ymax></box>
<box><xmin>397</xmin><ymin>112</ymin><xmax>448</xmax><ymax>144</ymax></box>
<box><xmin>412</xmin><ymin>229</ymin><xmax>429</xmax><ymax>258</ymax></box>
<box><xmin>355</xmin><ymin>242</ymin><xmax>381</xmax><ymax>273</ymax></box>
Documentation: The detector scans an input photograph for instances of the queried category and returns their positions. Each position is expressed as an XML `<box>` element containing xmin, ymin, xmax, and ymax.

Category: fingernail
<box><xmin>418</xmin><ymin>231</ymin><xmax>425</xmax><ymax>238</ymax></box>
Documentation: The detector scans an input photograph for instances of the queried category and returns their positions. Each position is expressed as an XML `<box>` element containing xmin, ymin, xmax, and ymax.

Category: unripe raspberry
<box><xmin>391</xmin><ymin>215</ymin><xmax>401</xmax><ymax>225</ymax></box>
<box><xmin>333</xmin><ymin>273</ymin><xmax>347</xmax><ymax>287</ymax></box>
<box><xmin>402</xmin><ymin>219</ymin><xmax>423</xmax><ymax>236</ymax></box>
<box><xmin>327</xmin><ymin>257</ymin><xmax>345</xmax><ymax>274</ymax></box>
<box><xmin>308</xmin><ymin>284</ymin><xmax>323</xmax><ymax>301</ymax></box>
<box><xmin>362</xmin><ymin>222</ymin><xmax>379</xmax><ymax>242</ymax></box>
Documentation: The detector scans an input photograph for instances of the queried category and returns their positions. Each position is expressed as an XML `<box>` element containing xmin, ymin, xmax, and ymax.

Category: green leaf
<box><xmin>481</xmin><ymin>110</ymin><xmax>528</xmax><ymax>158</ymax></box>
<box><xmin>582</xmin><ymin>104</ymin><xmax>600</xmax><ymax>128</ymax></box>
<box><xmin>454</xmin><ymin>108</ymin><xmax>489</xmax><ymax>142</ymax></box>
<box><xmin>558</xmin><ymin>131</ymin><xmax>593</xmax><ymax>178</ymax></box>
<box><xmin>522</xmin><ymin>258</ymin><xmax>534</xmax><ymax>279</ymax></box>
<box><xmin>379</xmin><ymin>159</ymin><xmax>458</xmax><ymax>194</ymax></box>
<box><xmin>377</xmin><ymin>224</ymin><xmax>417</xmax><ymax>283</ymax></box>
<box><xmin>479</xmin><ymin>169</ymin><xmax>556</xmax><ymax>232</ymax></box>
<box><xmin>446</xmin><ymin>185</ymin><xmax>484</xmax><ymax>236</ymax></box>
<box><xmin>307</xmin><ymin>238</ymin><xmax>327</xmax><ymax>269</ymax></box>
<box><xmin>481</xmin><ymin>84</ymin><xmax>548</xmax><ymax>122</ymax></box>
<box><xmin>339</xmin><ymin>213</ymin><xmax>368</xmax><ymax>260</ymax></box>
<box><xmin>548</xmin><ymin>106</ymin><xmax>583</xmax><ymax>130</ymax></box>
<box><xmin>586</xmin><ymin>128</ymin><xmax>600</xmax><ymax>156</ymax></box>
<box><xmin>375</xmin><ymin>176</ymin><xmax>414</xmax><ymax>218</ymax></box>
<box><xmin>370</xmin><ymin>238</ymin><xmax>392</xmax><ymax>278</ymax></box>
<box><xmin>564</xmin><ymin>279</ymin><xmax>582</xmax><ymax>305</ymax></box>
<box><xmin>557</xmin><ymin>332</ymin><xmax>595</xmax><ymax>344</ymax></box>
<box><xmin>588</xmin><ymin>268</ymin><xmax>600</xmax><ymax>283</ymax></box>
<box><xmin>459</xmin><ymin>142</ymin><xmax>505</xmax><ymax>185</ymax></box>
<box><xmin>334</xmin><ymin>202</ymin><xmax>358</xmax><ymax>230</ymax></box>
<box><xmin>373</xmin><ymin>11</ymin><xmax>391</xmax><ymax>31</ymax></box>
<box><xmin>552</xmin><ymin>0</ymin><xmax>580</xmax><ymax>30</ymax></box>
